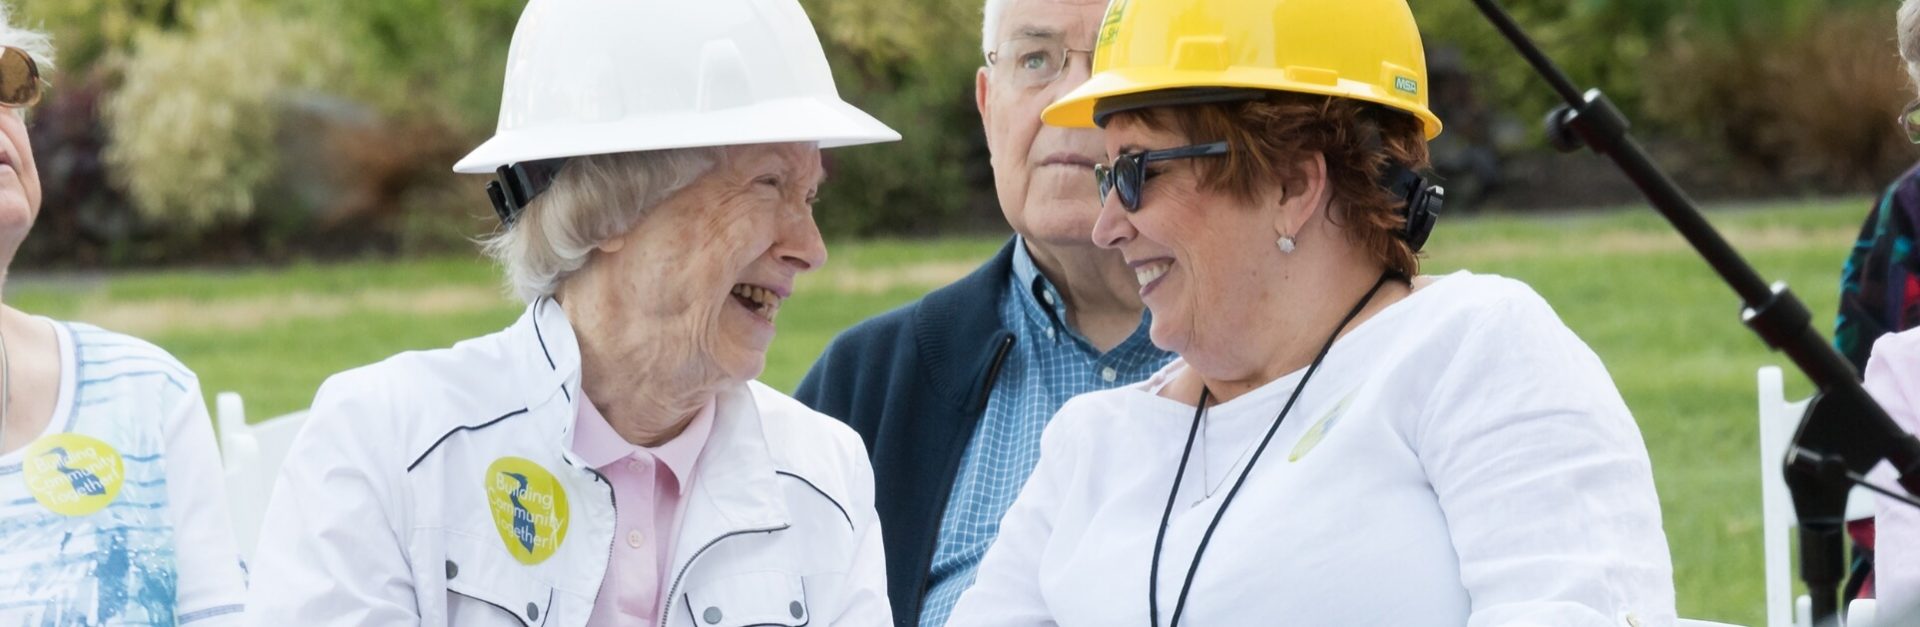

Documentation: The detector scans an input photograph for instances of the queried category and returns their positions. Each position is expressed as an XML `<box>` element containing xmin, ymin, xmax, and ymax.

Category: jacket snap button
<box><xmin>526</xmin><ymin>603</ymin><xmax>539</xmax><ymax>621</ymax></box>
<box><xmin>703</xmin><ymin>606</ymin><xmax>722</xmax><ymax>624</ymax></box>
<box><xmin>444</xmin><ymin>560</ymin><xmax>457</xmax><ymax>580</ymax></box>
<box><xmin>789</xmin><ymin>601</ymin><xmax>803</xmax><ymax>619</ymax></box>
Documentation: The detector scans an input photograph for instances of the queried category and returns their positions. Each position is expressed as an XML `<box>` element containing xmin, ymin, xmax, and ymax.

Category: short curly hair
<box><xmin>1106</xmin><ymin>92</ymin><xmax>1431</xmax><ymax>276</ymax></box>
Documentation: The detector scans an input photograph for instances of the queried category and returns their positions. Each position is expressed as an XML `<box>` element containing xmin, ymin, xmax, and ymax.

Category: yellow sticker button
<box><xmin>485</xmin><ymin>457</ymin><xmax>570</xmax><ymax>565</ymax></box>
<box><xmin>1290</xmin><ymin>393</ymin><xmax>1355</xmax><ymax>462</ymax></box>
<box><xmin>24</xmin><ymin>433</ymin><xmax>126</xmax><ymax>517</ymax></box>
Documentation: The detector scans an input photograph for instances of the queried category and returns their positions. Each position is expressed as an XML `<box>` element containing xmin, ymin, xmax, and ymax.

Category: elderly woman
<box><xmin>243</xmin><ymin>1</ymin><xmax>898</xmax><ymax>625</ymax></box>
<box><xmin>947</xmin><ymin>0</ymin><xmax>1675</xmax><ymax>624</ymax></box>
<box><xmin>0</xmin><ymin>5</ymin><xmax>248</xmax><ymax>624</ymax></box>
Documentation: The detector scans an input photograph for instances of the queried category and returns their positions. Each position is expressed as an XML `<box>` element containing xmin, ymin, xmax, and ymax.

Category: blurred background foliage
<box><xmin>102</xmin><ymin>2</ymin><xmax>348</xmax><ymax>230</ymax></box>
<box><xmin>8</xmin><ymin>0</ymin><xmax>1920</xmax><ymax>266</ymax></box>
<box><xmin>1413</xmin><ymin>0</ymin><xmax>1914</xmax><ymax>201</ymax></box>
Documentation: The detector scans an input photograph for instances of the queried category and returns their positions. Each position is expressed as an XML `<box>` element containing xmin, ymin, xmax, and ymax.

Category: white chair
<box><xmin>1847</xmin><ymin>599</ymin><xmax>1877</xmax><ymax>627</ymax></box>
<box><xmin>1758</xmin><ymin>366</ymin><xmax>1878</xmax><ymax>627</ymax></box>
<box><xmin>215</xmin><ymin>391</ymin><xmax>310</xmax><ymax>560</ymax></box>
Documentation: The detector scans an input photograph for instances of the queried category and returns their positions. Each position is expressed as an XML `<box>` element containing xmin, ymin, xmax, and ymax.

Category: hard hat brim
<box><xmin>1042</xmin><ymin>67</ymin><xmax>1443</xmax><ymax>140</ymax></box>
<box><xmin>454</xmin><ymin>96</ymin><xmax>901</xmax><ymax>174</ymax></box>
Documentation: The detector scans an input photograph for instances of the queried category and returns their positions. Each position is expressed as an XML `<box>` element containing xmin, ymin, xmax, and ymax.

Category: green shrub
<box><xmin>1644</xmin><ymin>6</ymin><xmax>1917</xmax><ymax>190</ymax></box>
<box><xmin>806</xmin><ymin>0</ymin><xmax>989</xmax><ymax>237</ymax></box>
<box><xmin>101</xmin><ymin>1</ymin><xmax>348</xmax><ymax>232</ymax></box>
<box><xmin>1413</xmin><ymin>0</ymin><xmax>1660</xmax><ymax>136</ymax></box>
<box><xmin>1411</xmin><ymin>0</ymin><xmax>1889</xmax><ymax>132</ymax></box>
<box><xmin>18</xmin><ymin>0</ymin><xmax>213</xmax><ymax>71</ymax></box>
<box><xmin>300</xmin><ymin>0</ymin><xmax>522</xmax><ymax>139</ymax></box>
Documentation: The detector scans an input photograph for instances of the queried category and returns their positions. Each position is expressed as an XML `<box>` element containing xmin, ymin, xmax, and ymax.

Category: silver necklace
<box><xmin>1196</xmin><ymin>410</ymin><xmax>1260</xmax><ymax>504</ymax></box>
<box><xmin>1150</xmin><ymin>271</ymin><xmax>1396</xmax><ymax>627</ymax></box>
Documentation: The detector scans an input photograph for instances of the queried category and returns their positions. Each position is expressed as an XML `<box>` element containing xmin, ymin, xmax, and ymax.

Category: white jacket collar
<box><xmin>510</xmin><ymin>296</ymin><xmax>793</xmax><ymax>534</ymax></box>
<box><xmin>516</xmin><ymin>297</ymin><xmax>582</xmax><ymax>412</ymax></box>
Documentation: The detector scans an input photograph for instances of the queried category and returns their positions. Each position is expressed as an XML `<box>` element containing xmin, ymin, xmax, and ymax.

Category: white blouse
<box><xmin>947</xmin><ymin>272</ymin><xmax>1675</xmax><ymax>626</ymax></box>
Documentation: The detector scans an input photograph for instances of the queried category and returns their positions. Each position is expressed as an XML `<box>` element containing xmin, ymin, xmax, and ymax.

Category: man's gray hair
<box><xmin>480</xmin><ymin>148</ymin><xmax>718</xmax><ymax>303</ymax></box>
<box><xmin>982</xmin><ymin>0</ymin><xmax>1010</xmax><ymax>56</ymax></box>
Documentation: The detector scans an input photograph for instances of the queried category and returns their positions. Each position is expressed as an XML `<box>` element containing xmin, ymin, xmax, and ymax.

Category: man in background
<box><xmin>794</xmin><ymin>0</ymin><xmax>1174</xmax><ymax>625</ymax></box>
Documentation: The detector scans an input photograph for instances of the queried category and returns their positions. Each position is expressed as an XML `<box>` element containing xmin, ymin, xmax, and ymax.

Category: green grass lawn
<box><xmin>10</xmin><ymin>198</ymin><xmax>1879</xmax><ymax>624</ymax></box>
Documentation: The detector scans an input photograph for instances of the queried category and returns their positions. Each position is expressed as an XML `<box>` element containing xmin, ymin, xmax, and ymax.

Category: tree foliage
<box><xmin>101</xmin><ymin>1</ymin><xmax>349</xmax><ymax>230</ymax></box>
<box><xmin>805</xmin><ymin>0</ymin><xmax>991</xmax><ymax>236</ymax></box>
<box><xmin>12</xmin><ymin>0</ymin><xmax>1920</xmax><ymax>264</ymax></box>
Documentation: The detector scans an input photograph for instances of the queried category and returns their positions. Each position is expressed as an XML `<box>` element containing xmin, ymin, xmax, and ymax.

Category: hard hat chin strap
<box><xmin>485</xmin><ymin>158</ymin><xmax>569</xmax><ymax>227</ymax></box>
<box><xmin>1355</xmin><ymin>115</ymin><xmax>1444</xmax><ymax>253</ymax></box>
<box><xmin>1379</xmin><ymin>162</ymin><xmax>1443</xmax><ymax>253</ymax></box>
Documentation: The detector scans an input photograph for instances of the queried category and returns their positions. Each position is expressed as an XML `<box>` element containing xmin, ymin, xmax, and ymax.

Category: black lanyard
<box><xmin>1148</xmin><ymin>271</ymin><xmax>1394</xmax><ymax>627</ymax></box>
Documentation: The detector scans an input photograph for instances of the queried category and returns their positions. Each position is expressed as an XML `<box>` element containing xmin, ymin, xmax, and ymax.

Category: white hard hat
<box><xmin>453</xmin><ymin>0</ymin><xmax>900</xmax><ymax>175</ymax></box>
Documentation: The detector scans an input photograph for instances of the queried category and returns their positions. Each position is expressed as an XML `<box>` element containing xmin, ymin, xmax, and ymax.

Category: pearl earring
<box><xmin>1277</xmin><ymin>235</ymin><xmax>1296</xmax><ymax>253</ymax></box>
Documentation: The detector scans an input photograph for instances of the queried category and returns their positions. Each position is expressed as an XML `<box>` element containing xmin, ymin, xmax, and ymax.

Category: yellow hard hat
<box><xmin>1041</xmin><ymin>0</ymin><xmax>1443</xmax><ymax>139</ymax></box>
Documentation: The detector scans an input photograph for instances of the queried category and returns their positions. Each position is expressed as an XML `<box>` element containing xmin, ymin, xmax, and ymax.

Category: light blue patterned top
<box><xmin>918</xmin><ymin>240</ymin><xmax>1173</xmax><ymax>627</ymax></box>
<box><xmin>0</xmin><ymin>320</ymin><xmax>246</xmax><ymax>625</ymax></box>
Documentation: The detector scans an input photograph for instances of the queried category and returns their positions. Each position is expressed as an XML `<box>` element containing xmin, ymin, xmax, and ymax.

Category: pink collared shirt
<box><xmin>572</xmin><ymin>393</ymin><xmax>715</xmax><ymax>627</ymax></box>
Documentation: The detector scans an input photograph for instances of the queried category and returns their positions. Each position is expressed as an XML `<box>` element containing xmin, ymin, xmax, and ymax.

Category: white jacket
<box><xmin>244</xmin><ymin>298</ymin><xmax>890</xmax><ymax>627</ymax></box>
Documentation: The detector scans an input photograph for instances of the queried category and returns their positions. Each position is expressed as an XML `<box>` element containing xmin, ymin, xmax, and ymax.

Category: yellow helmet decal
<box><xmin>1098</xmin><ymin>0</ymin><xmax>1133</xmax><ymax>52</ymax></box>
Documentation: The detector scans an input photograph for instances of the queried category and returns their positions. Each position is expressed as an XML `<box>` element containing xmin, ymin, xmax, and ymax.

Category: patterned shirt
<box><xmin>1832</xmin><ymin>163</ymin><xmax>1920</xmax><ymax>599</ymax></box>
<box><xmin>1838</xmin><ymin>163</ymin><xmax>1920</xmax><ymax>371</ymax></box>
<box><xmin>0</xmin><ymin>319</ymin><xmax>247</xmax><ymax>625</ymax></box>
<box><xmin>917</xmin><ymin>239</ymin><xmax>1173</xmax><ymax>627</ymax></box>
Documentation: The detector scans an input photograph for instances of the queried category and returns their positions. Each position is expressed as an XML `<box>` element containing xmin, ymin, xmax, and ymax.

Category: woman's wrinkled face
<box><xmin>0</xmin><ymin>105</ymin><xmax>41</xmax><ymax>269</ymax></box>
<box><xmin>588</xmin><ymin>142</ymin><xmax>827</xmax><ymax>384</ymax></box>
<box><xmin>1089</xmin><ymin>118</ymin><xmax>1293</xmax><ymax>358</ymax></box>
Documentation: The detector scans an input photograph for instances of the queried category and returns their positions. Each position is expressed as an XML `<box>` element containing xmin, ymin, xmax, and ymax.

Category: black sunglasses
<box><xmin>0</xmin><ymin>46</ymin><xmax>41</xmax><ymax>108</ymax></box>
<box><xmin>1094</xmin><ymin>141</ymin><xmax>1229</xmax><ymax>211</ymax></box>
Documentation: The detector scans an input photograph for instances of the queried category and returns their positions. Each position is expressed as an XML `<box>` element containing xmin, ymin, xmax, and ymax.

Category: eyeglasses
<box><xmin>986</xmin><ymin>36</ymin><xmax>1094</xmax><ymax>88</ymax></box>
<box><xmin>1902</xmin><ymin>100</ymin><xmax>1920</xmax><ymax>144</ymax></box>
<box><xmin>0</xmin><ymin>46</ymin><xmax>42</xmax><ymax>108</ymax></box>
<box><xmin>1094</xmin><ymin>141</ymin><xmax>1230</xmax><ymax>211</ymax></box>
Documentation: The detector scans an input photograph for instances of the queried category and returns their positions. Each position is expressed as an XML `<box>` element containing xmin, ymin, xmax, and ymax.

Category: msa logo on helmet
<box><xmin>1097</xmin><ymin>0</ymin><xmax>1131</xmax><ymax>50</ymax></box>
<box><xmin>1394</xmin><ymin>76</ymin><xmax>1419</xmax><ymax>96</ymax></box>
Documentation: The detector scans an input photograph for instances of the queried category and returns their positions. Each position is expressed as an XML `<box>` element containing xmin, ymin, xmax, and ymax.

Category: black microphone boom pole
<box><xmin>1467</xmin><ymin>0</ymin><xmax>1920</xmax><ymax>624</ymax></box>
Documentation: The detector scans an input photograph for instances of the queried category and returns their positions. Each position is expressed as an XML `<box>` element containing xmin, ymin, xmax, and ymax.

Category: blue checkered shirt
<box><xmin>917</xmin><ymin>239</ymin><xmax>1174</xmax><ymax>627</ymax></box>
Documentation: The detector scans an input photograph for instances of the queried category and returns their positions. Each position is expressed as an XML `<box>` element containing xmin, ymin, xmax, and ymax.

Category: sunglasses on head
<box><xmin>0</xmin><ymin>46</ymin><xmax>41</xmax><ymax>108</ymax></box>
<box><xmin>1093</xmin><ymin>141</ymin><xmax>1229</xmax><ymax>211</ymax></box>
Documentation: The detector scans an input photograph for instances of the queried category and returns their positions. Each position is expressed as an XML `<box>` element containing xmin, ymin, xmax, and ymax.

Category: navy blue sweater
<box><xmin>794</xmin><ymin>239</ymin><xmax>1018</xmax><ymax>627</ymax></box>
